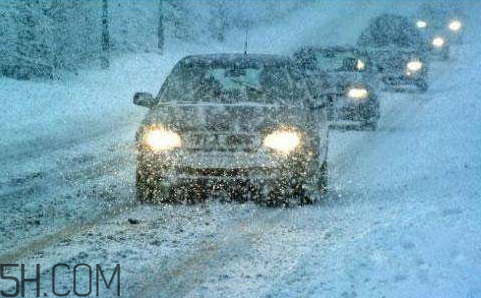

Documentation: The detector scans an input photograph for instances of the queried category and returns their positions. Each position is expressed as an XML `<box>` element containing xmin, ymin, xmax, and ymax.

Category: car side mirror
<box><xmin>133</xmin><ymin>92</ymin><xmax>158</xmax><ymax>108</ymax></box>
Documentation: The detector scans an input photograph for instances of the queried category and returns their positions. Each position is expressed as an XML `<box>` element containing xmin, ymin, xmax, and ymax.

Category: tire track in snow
<box><xmin>134</xmin><ymin>207</ymin><xmax>290</xmax><ymax>298</ymax></box>
<box><xmin>0</xmin><ymin>198</ymin><xmax>139</xmax><ymax>266</ymax></box>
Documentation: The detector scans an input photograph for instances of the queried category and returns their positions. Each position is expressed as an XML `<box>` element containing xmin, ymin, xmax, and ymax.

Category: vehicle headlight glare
<box><xmin>448</xmin><ymin>20</ymin><xmax>462</xmax><ymax>32</ymax></box>
<box><xmin>407</xmin><ymin>60</ymin><xmax>423</xmax><ymax>72</ymax></box>
<box><xmin>416</xmin><ymin>20</ymin><xmax>427</xmax><ymax>29</ymax></box>
<box><xmin>263</xmin><ymin>130</ymin><xmax>300</xmax><ymax>154</ymax></box>
<box><xmin>432</xmin><ymin>36</ymin><xmax>445</xmax><ymax>48</ymax></box>
<box><xmin>347</xmin><ymin>87</ymin><xmax>368</xmax><ymax>99</ymax></box>
<box><xmin>356</xmin><ymin>59</ymin><xmax>365</xmax><ymax>71</ymax></box>
<box><xmin>144</xmin><ymin>127</ymin><xmax>182</xmax><ymax>151</ymax></box>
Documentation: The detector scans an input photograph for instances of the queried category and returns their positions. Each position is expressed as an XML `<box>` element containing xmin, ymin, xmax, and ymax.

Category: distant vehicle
<box><xmin>133</xmin><ymin>54</ymin><xmax>330</xmax><ymax>205</ymax></box>
<box><xmin>358</xmin><ymin>14</ymin><xmax>429</xmax><ymax>92</ymax></box>
<box><xmin>294</xmin><ymin>46</ymin><xmax>380</xmax><ymax>130</ymax></box>
<box><xmin>412</xmin><ymin>4</ymin><xmax>459</xmax><ymax>61</ymax></box>
<box><xmin>414</xmin><ymin>3</ymin><xmax>466</xmax><ymax>45</ymax></box>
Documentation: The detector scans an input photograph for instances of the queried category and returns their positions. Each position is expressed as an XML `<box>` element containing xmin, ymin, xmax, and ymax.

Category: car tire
<box><xmin>264</xmin><ymin>175</ymin><xmax>301</xmax><ymax>207</ymax></box>
<box><xmin>318</xmin><ymin>160</ymin><xmax>328</xmax><ymax>194</ymax></box>
<box><xmin>135</xmin><ymin>164</ymin><xmax>203</xmax><ymax>204</ymax></box>
<box><xmin>136</xmin><ymin>165</ymin><xmax>154</xmax><ymax>203</ymax></box>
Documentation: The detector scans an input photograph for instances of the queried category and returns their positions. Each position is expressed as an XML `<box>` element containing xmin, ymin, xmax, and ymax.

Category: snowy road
<box><xmin>2</xmin><ymin>39</ymin><xmax>480</xmax><ymax>298</ymax></box>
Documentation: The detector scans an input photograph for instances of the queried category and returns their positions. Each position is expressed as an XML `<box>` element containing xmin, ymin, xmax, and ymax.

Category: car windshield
<box><xmin>314</xmin><ymin>52</ymin><xmax>362</xmax><ymax>72</ymax></box>
<box><xmin>158</xmin><ymin>60</ymin><xmax>308</xmax><ymax>104</ymax></box>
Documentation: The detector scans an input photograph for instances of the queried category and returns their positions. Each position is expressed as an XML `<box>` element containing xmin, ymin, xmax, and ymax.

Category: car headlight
<box><xmin>356</xmin><ymin>59</ymin><xmax>365</xmax><ymax>71</ymax></box>
<box><xmin>416</xmin><ymin>20</ymin><xmax>427</xmax><ymax>29</ymax></box>
<box><xmin>406</xmin><ymin>60</ymin><xmax>423</xmax><ymax>72</ymax></box>
<box><xmin>432</xmin><ymin>36</ymin><xmax>445</xmax><ymax>48</ymax></box>
<box><xmin>143</xmin><ymin>127</ymin><xmax>182</xmax><ymax>151</ymax></box>
<box><xmin>448</xmin><ymin>20</ymin><xmax>462</xmax><ymax>32</ymax></box>
<box><xmin>263</xmin><ymin>130</ymin><xmax>300</xmax><ymax>154</ymax></box>
<box><xmin>347</xmin><ymin>87</ymin><xmax>368</xmax><ymax>100</ymax></box>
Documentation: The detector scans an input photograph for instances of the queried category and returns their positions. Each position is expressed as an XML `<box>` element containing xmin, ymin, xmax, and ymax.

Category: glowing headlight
<box><xmin>347</xmin><ymin>87</ymin><xmax>368</xmax><ymax>99</ymax></box>
<box><xmin>416</xmin><ymin>20</ymin><xmax>427</xmax><ymax>29</ymax></box>
<box><xmin>448</xmin><ymin>20</ymin><xmax>462</xmax><ymax>32</ymax></box>
<box><xmin>263</xmin><ymin>130</ymin><xmax>300</xmax><ymax>154</ymax></box>
<box><xmin>356</xmin><ymin>59</ymin><xmax>365</xmax><ymax>71</ymax></box>
<box><xmin>143</xmin><ymin>127</ymin><xmax>181</xmax><ymax>151</ymax></box>
<box><xmin>432</xmin><ymin>36</ymin><xmax>445</xmax><ymax>48</ymax></box>
<box><xmin>407</xmin><ymin>60</ymin><xmax>423</xmax><ymax>72</ymax></box>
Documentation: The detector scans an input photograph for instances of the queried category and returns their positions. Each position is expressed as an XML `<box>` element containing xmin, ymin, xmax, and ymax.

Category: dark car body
<box><xmin>294</xmin><ymin>46</ymin><xmax>380</xmax><ymax>130</ymax></box>
<box><xmin>413</xmin><ymin>3</ymin><xmax>466</xmax><ymax>45</ymax></box>
<box><xmin>357</xmin><ymin>14</ymin><xmax>430</xmax><ymax>93</ymax></box>
<box><xmin>133</xmin><ymin>54</ymin><xmax>330</xmax><ymax>205</ymax></box>
<box><xmin>413</xmin><ymin>4</ymin><xmax>457</xmax><ymax>61</ymax></box>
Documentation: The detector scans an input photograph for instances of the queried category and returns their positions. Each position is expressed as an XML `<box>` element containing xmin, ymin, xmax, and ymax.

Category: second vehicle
<box><xmin>294</xmin><ymin>46</ymin><xmax>380</xmax><ymax>130</ymax></box>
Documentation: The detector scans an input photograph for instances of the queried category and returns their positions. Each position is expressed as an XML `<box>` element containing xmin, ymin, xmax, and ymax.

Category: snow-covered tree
<box><xmin>101</xmin><ymin>0</ymin><xmax>110</xmax><ymax>69</ymax></box>
<box><xmin>158</xmin><ymin>0</ymin><xmax>164</xmax><ymax>53</ymax></box>
<box><xmin>209</xmin><ymin>2</ymin><xmax>229</xmax><ymax>42</ymax></box>
<box><xmin>0</xmin><ymin>0</ymin><xmax>316</xmax><ymax>80</ymax></box>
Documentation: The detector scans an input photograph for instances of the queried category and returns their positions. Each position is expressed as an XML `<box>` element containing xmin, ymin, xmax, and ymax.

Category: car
<box><xmin>357</xmin><ymin>14</ymin><xmax>430</xmax><ymax>93</ymax></box>
<box><xmin>413</xmin><ymin>4</ymin><xmax>454</xmax><ymax>61</ymax></box>
<box><xmin>294</xmin><ymin>46</ymin><xmax>380</xmax><ymax>130</ymax></box>
<box><xmin>414</xmin><ymin>3</ymin><xmax>466</xmax><ymax>45</ymax></box>
<box><xmin>133</xmin><ymin>53</ymin><xmax>330</xmax><ymax>206</ymax></box>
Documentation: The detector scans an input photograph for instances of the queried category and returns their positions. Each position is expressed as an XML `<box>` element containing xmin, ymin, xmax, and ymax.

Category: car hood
<box><xmin>364</xmin><ymin>47</ymin><xmax>428</xmax><ymax>74</ymax></box>
<box><xmin>325</xmin><ymin>72</ymin><xmax>375</xmax><ymax>95</ymax></box>
<box><xmin>142</xmin><ymin>102</ymin><xmax>312</xmax><ymax>133</ymax></box>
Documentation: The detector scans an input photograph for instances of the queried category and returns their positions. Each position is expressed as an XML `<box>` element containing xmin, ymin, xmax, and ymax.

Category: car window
<box><xmin>158</xmin><ymin>61</ymin><xmax>308</xmax><ymax>104</ymax></box>
<box><xmin>314</xmin><ymin>52</ymin><xmax>361</xmax><ymax>72</ymax></box>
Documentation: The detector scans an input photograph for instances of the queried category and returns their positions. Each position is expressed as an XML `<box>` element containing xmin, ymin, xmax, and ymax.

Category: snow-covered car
<box><xmin>133</xmin><ymin>54</ymin><xmax>330</xmax><ymax>205</ymax></box>
<box><xmin>413</xmin><ymin>4</ymin><xmax>454</xmax><ymax>61</ymax></box>
<box><xmin>294</xmin><ymin>46</ymin><xmax>380</xmax><ymax>130</ymax></box>
<box><xmin>414</xmin><ymin>3</ymin><xmax>466</xmax><ymax>45</ymax></box>
<box><xmin>357</xmin><ymin>14</ymin><xmax>429</xmax><ymax>92</ymax></box>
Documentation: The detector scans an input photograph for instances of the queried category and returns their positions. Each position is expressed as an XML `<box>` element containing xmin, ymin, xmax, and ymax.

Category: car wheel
<box><xmin>263</xmin><ymin>176</ymin><xmax>300</xmax><ymax>207</ymax></box>
<box><xmin>170</xmin><ymin>181</ymin><xmax>206</xmax><ymax>204</ymax></box>
<box><xmin>136</xmin><ymin>165</ymin><xmax>154</xmax><ymax>202</ymax></box>
<box><xmin>136</xmin><ymin>164</ymin><xmax>177</xmax><ymax>204</ymax></box>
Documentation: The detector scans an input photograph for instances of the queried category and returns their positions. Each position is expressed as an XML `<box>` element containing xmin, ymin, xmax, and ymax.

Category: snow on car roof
<box><xmin>295</xmin><ymin>46</ymin><xmax>368</xmax><ymax>56</ymax></box>
<box><xmin>179</xmin><ymin>53</ymin><xmax>295</xmax><ymax>68</ymax></box>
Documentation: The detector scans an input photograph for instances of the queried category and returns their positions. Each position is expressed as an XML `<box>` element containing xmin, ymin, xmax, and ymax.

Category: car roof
<box><xmin>357</xmin><ymin>13</ymin><xmax>425</xmax><ymax>49</ymax></box>
<box><xmin>178</xmin><ymin>53</ymin><xmax>295</xmax><ymax>68</ymax></box>
<box><xmin>294</xmin><ymin>46</ymin><xmax>368</xmax><ymax>57</ymax></box>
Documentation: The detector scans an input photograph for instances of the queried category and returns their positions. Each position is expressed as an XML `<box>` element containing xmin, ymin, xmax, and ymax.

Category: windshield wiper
<box><xmin>230</xmin><ymin>78</ymin><xmax>286</xmax><ymax>105</ymax></box>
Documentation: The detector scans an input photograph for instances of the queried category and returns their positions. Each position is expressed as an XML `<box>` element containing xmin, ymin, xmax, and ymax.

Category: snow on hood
<box><xmin>142</xmin><ymin>103</ymin><xmax>312</xmax><ymax>133</ymax></box>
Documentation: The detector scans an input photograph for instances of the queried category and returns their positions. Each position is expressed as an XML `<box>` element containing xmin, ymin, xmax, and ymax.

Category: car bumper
<box><xmin>138</xmin><ymin>150</ymin><xmax>313</xmax><ymax>182</ymax></box>
<box><xmin>137</xmin><ymin>150</ymin><xmax>318</xmax><ymax>201</ymax></box>
<box><xmin>429</xmin><ymin>45</ymin><xmax>450</xmax><ymax>59</ymax></box>
<box><xmin>380</xmin><ymin>73</ymin><xmax>426</xmax><ymax>91</ymax></box>
<box><xmin>328</xmin><ymin>97</ymin><xmax>379</xmax><ymax>123</ymax></box>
